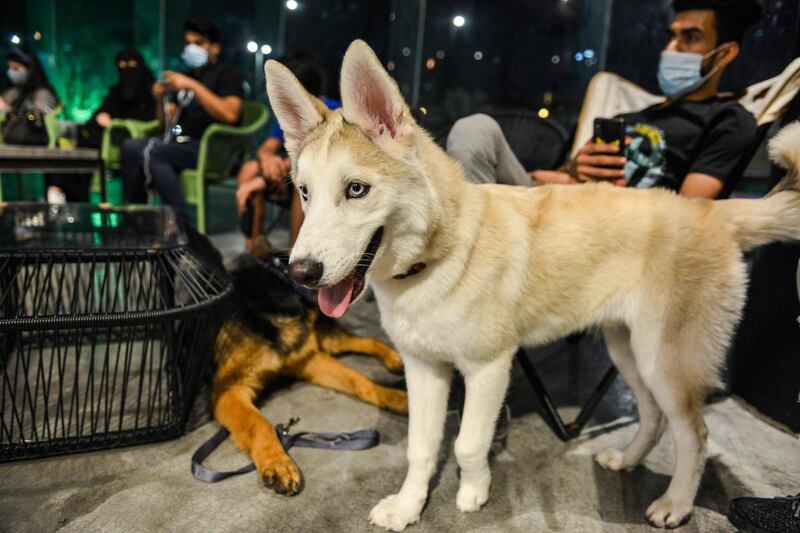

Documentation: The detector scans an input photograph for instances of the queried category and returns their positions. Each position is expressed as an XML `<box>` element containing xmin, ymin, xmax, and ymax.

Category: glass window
<box><xmin>2</xmin><ymin>0</ymin><xmax>798</xmax><ymax>139</ymax></box>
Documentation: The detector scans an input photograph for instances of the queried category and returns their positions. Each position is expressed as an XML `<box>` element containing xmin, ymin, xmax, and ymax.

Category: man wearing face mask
<box><xmin>450</xmin><ymin>0</ymin><xmax>762</xmax><ymax>200</ymax></box>
<box><xmin>120</xmin><ymin>18</ymin><xmax>243</xmax><ymax>221</ymax></box>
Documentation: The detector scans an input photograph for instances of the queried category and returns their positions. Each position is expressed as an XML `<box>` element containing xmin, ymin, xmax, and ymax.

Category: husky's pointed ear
<box><xmin>265</xmin><ymin>60</ymin><xmax>327</xmax><ymax>154</ymax></box>
<box><xmin>340</xmin><ymin>40</ymin><xmax>410</xmax><ymax>141</ymax></box>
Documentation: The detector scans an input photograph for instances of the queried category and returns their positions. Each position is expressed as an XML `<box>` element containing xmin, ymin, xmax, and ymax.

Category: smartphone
<box><xmin>593</xmin><ymin>117</ymin><xmax>626</xmax><ymax>149</ymax></box>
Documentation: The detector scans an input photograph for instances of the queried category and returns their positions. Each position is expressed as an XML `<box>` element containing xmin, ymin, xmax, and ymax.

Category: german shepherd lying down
<box><xmin>187</xmin><ymin>231</ymin><xmax>407</xmax><ymax>496</ymax></box>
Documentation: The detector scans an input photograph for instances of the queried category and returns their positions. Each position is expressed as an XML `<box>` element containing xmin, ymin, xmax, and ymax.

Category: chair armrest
<box><xmin>129</xmin><ymin>119</ymin><xmax>162</xmax><ymax>138</ymax></box>
<box><xmin>195</xmin><ymin>123</ymin><xmax>259</xmax><ymax>180</ymax></box>
<box><xmin>101</xmin><ymin>119</ymin><xmax>161</xmax><ymax>162</ymax></box>
<box><xmin>202</xmin><ymin>120</ymin><xmax>263</xmax><ymax>139</ymax></box>
<box><xmin>44</xmin><ymin>104</ymin><xmax>64</xmax><ymax>149</ymax></box>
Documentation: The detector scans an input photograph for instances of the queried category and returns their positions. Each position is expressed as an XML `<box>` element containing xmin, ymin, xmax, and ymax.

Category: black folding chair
<box><xmin>488</xmin><ymin>109</ymin><xmax>570</xmax><ymax>171</ymax></box>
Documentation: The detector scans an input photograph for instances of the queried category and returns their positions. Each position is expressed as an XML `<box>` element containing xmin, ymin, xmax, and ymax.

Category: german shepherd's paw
<box><xmin>383</xmin><ymin>352</ymin><xmax>404</xmax><ymax>374</ymax></box>
<box><xmin>260</xmin><ymin>455</ymin><xmax>302</xmax><ymax>496</ymax></box>
<box><xmin>368</xmin><ymin>494</ymin><xmax>422</xmax><ymax>531</ymax></box>
<box><xmin>645</xmin><ymin>495</ymin><xmax>693</xmax><ymax>528</ymax></box>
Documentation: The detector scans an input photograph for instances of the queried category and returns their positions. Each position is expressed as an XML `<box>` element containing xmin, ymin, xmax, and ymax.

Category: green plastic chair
<box><xmin>44</xmin><ymin>104</ymin><xmax>64</xmax><ymax>148</ymax></box>
<box><xmin>179</xmin><ymin>101</ymin><xmax>269</xmax><ymax>233</ymax></box>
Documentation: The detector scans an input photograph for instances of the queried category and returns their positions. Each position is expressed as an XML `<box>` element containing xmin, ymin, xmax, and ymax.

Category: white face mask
<box><xmin>181</xmin><ymin>43</ymin><xmax>209</xmax><ymax>68</ymax></box>
<box><xmin>657</xmin><ymin>44</ymin><xmax>727</xmax><ymax>100</ymax></box>
<box><xmin>7</xmin><ymin>68</ymin><xmax>28</xmax><ymax>86</ymax></box>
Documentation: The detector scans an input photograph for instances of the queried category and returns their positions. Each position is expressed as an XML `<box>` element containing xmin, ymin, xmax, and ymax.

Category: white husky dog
<box><xmin>265</xmin><ymin>40</ymin><xmax>800</xmax><ymax>530</ymax></box>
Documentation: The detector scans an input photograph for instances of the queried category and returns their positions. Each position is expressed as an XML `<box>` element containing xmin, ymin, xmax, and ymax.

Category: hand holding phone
<box><xmin>593</xmin><ymin>117</ymin><xmax>626</xmax><ymax>149</ymax></box>
<box><xmin>569</xmin><ymin>118</ymin><xmax>627</xmax><ymax>185</ymax></box>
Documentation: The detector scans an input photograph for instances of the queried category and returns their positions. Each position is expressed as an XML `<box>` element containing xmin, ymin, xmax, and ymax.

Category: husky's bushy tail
<box><xmin>714</xmin><ymin>121</ymin><xmax>800</xmax><ymax>251</ymax></box>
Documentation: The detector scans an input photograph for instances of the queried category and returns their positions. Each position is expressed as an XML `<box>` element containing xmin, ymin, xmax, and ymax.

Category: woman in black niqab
<box><xmin>79</xmin><ymin>49</ymin><xmax>156</xmax><ymax>147</ymax></box>
<box><xmin>50</xmin><ymin>50</ymin><xmax>157</xmax><ymax>203</ymax></box>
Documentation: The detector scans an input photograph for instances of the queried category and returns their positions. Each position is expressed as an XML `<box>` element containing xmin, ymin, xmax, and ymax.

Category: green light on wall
<box><xmin>22</xmin><ymin>0</ymin><xmax>162</xmax><ymax>122</ymax></box>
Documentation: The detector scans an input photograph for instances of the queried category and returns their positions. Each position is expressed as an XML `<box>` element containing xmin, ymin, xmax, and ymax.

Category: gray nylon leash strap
<box><xmin>191</xmin><ymin>422</ymin><xmax>380</xmax><ymax>483</ymax></box>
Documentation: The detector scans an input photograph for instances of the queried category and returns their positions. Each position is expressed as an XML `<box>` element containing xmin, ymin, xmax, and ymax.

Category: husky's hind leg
<box><xmin>644</xmin><ymin>370</ymin><xmax>708</xmax><ymax>528</ymax></box>
<box><xmin>595</xmin><ymin>325</ymin><xmax>664</xmax><ymax>471</ymax></box>
<box><xmin>631</xmin><ymin>323</ymin><xmax>717</xmax><ymax>529</ymax></box>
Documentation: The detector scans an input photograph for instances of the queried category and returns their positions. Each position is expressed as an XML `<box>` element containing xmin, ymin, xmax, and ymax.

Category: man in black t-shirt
<box><xmin>121</xmin><ymin>19</ymin><xmax>243</xmax><ymax>221</ymax></box>
<box><xmin>448</xmin><ymin>0</ymin><xmax>763</xmax><ymax>200</ymax></box>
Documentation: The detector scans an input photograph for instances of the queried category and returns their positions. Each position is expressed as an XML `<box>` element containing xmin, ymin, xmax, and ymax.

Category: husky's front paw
<box><xmin>456</xmin><ymin>478</ymin><xmax>490</xmax><ymax>512</ymax></box>
<box><xmin>646</xmin><ymin>495</ymin><xmax>693</xmax><ymax>528</ymax></box>
<box><xmin>369</xmin><ymin>494</ymin><xmax>422</xmax><ymax>531</ymax></box>
<box><xmin>594</xmin><ymin>448</ymin><xmax>626</xmax><ymax>471</ymax></box>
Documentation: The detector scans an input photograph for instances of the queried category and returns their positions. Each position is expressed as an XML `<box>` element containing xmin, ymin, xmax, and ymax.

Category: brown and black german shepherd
<box><xmin>190</xmin><ymin>232</ymin><xmax>407</xmax><ymax>496</ymax></box>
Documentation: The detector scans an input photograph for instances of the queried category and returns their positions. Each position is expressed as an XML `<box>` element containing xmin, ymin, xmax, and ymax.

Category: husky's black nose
<box><xmin>289</xmin><ymin>258</ymin><xmax>324</xmax><ymax>286</ymax></box>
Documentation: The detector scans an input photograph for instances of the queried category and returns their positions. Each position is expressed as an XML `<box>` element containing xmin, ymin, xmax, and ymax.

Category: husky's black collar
<box><xmin>393</xmin><ymin>262</ymin><xmax>426</xmax><ymax>280</ymax></box>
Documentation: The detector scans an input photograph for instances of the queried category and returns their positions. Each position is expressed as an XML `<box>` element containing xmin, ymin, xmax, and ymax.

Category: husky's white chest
<box><xmin>371</xmin><ymin>282</ymin><xmax>514</xmax><ymax>363</ymax></box>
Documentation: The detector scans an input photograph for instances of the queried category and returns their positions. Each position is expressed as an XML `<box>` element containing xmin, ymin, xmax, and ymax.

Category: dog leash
<box><xmin>191</xmin><ymin>418</ymin><xmax>380</xmax><ymax>483</ymax></box>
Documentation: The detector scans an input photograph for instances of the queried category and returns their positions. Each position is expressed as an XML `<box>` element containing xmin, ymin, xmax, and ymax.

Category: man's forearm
<box><xmin>154</xmin><ymin>99</ymin><xmax>165</xmax><ymax>124</ymax></box>
<box><xmin>154</xmin><ymin>100</ymin><xmax>175</xmax><ymax>125</ymax></box>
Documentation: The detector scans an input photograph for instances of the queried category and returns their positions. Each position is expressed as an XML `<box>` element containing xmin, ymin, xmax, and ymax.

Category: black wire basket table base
<box><xmin>0</xmin><ymin>203</ymin><xmax>232</xmax><ymax>461</ymax></box>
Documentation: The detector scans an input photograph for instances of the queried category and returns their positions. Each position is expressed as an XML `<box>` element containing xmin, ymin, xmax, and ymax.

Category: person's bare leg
<box><xmin>236</xmin><ymin>160</ymin><xmax>261</xmax><ymax>250</ymax></box>
<box><xmin>250</xmin><ymin>191</ymin><xmax>266</xmax><ymax>245</ymax></box>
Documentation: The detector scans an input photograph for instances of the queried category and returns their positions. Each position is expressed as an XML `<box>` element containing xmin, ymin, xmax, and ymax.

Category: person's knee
<box><xmin>121</xmin><ymin>138</ymin><xmax>137</xmax><ymax>160</ymax></box>
<box><xmin>147</xmin><ymin>142</ymin><xmax>171</xmax><ymax>164</ymax></box>
<box><xmin>447</xmin><ymin>113</ymin><xmax>503</xmax><ymax>150</ymax></box>
<box><xmin>121</xmin><ymin>138</ymin><xmax>148</xmax><ymax>168</ymax></box>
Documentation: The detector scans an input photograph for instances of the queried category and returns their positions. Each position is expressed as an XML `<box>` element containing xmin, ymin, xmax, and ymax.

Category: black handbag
<box><xmin>2</xmin><ymin>100</ymin><xmax>49</xmax><ymax>146</ymax></box>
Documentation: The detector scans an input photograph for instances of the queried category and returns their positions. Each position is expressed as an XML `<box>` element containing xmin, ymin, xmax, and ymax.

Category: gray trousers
<box><xmin>446</xmin><ymin>113</ymin><xmax>532</xmax><ymax>186</ymax></box>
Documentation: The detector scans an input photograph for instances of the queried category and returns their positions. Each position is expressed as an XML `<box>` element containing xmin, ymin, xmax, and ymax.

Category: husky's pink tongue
<box><xmin>318</xmin><ymin>277</ymin><xmax>355</xmax><ymax>318</ymax></box>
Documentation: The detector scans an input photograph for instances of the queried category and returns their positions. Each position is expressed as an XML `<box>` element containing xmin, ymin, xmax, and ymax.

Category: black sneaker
<box><xmin>728</xmin><ymin>493</ymin><xmax>800</xmax><ymax>533</ymax></box>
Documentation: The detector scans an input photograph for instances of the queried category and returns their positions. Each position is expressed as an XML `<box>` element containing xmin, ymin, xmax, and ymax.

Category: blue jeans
<box><xmin>121</xmin><ymin>138</ymin><xmax>200</xmax><ymax>221</ymax></box>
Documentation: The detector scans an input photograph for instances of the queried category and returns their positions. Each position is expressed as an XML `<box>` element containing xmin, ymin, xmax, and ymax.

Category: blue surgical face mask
<box><xmin>181</xmin><ymin>43</ymin><xmax>209</xmax><ymax>69</ymax></box>
<box><xmin>7</xmin><ymin>68</ymin><xmax>28</xmax><ymax>86</ymax></box>
<box><xmin>657</xmin><ymin>44</ymin><xmax>727</xmax><ymax>100</ymax></box>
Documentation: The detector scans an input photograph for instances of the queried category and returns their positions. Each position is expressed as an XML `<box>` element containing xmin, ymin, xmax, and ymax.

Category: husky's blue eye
<box><xmin>346</xmin><ymin>182</ymin><xmax>370</xmax><ymax>199</ymax></box>
<box><xmin>299</xmin><ymin>185</ymin><xmax>308</xmax><ymax>201</ymax></box>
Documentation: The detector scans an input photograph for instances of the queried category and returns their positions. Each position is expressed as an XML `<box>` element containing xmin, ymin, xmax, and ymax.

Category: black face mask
<box><xmin>113</xmin><ymin>50</ymin><xmax>154</xmax><ymax>107</ymax></box>
<box><xmin>117</xmin><ymin>67</ymin><xmax>145</xmax><ymax>103</ymax></box>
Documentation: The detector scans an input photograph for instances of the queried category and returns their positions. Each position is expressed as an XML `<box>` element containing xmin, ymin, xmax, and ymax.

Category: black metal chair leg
<box><xmin>515</xmin><ymin>347</ymin><xmax>617</xmax><ymax>441</ymax></box>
